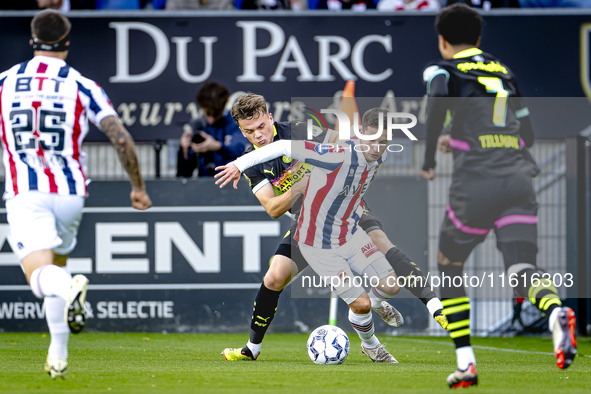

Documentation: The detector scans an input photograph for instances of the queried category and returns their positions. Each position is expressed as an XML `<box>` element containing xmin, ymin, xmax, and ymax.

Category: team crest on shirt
<box><xmin>313</xmin><ymin>143</ymin><xmax>344</xmax><ymax>155</ymax></box>
<box><xmin>582</xmin><ymin>24</ymin><xmax>591</xmax><ymax>101</ymax></box>
<box><xmin>282</xmin><ymin>155</ymin><xmax>292</xmax><ymax>163</ymax></box>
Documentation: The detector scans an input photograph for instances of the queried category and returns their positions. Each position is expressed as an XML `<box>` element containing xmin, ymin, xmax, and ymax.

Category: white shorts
<box><xmin>298</xmin><ymin>230</ymin><xmax>394</xmax><ymax>304</ymax></box>
<box><xmin>6</xmin><ymin>191</ymin><xmax>84</xmax><ymax>260</ymax></box>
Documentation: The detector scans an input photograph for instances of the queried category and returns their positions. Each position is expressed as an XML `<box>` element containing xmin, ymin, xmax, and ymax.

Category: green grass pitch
<box><xmin>0</xmin><ymin>332</ymin><xmax>589</xmax><ymax>393</ymax></box>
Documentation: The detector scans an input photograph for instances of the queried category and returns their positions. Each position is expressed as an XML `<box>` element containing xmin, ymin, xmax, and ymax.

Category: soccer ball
<box><xmin>307</xmin><ymin>325</ymin><xmax>350</xmax><ymax>365</ymax></box>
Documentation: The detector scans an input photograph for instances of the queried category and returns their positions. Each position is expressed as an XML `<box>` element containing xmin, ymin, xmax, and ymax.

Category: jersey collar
<box><xmin>452</xmin><ymin>48</ymin><xmax>482</xmax><ymax>59</ymax></box>
<box><xmin>33</xmin><ymin>55</ymin><xmax>67</xmax><ymax>65</ymax></box>
<box><xmin>253</xmin><ymin>125</ymin><xmax>278</xmax><ymax>150</ymax></box>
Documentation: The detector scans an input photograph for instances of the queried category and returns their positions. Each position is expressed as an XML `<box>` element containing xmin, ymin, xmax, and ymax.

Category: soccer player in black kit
<box><xmin>221</xmin><ymin>94</ymin><xmax>448</xmax><ymax>362</ymax></box>
<box><xmin>420</xmin><ymin>4</ymin><xmax>577</xmax><ymax>388</ymax></box>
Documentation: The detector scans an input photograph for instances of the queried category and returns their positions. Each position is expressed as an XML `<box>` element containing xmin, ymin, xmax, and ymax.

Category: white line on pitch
<box><xmin>394</xmin><ymin>337</ymin><xmax>590</xmax><ymax>358</ymax></box>
<box><xmin>0</xmin><ymin>283</ymin><xmax>261</xmax><ymax>291</ymax></box>
<box><xmin>0</xmin><ymin>206</ymin><xmax>266</xmax><ymax>214</ymax></box>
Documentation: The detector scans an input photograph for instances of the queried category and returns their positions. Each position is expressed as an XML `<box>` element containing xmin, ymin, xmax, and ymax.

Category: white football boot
<box><xmin>65</xmin><ymin>274</ymin><xmax>89</xmax><ymax>334</ymax></box>
<box><xmin>44</xmin><ymin>357</ymin><xmax>68</xmax><ymax>379</ymax></box>
<box><xmin>361</xmin><ymin>343</ymin><xmax>399</xmax><ymax>363</ymax></box>
<box><xmin>372</xmin><ymin>301</ymin><xmax>404</xmax><ymax>328</ymax></box>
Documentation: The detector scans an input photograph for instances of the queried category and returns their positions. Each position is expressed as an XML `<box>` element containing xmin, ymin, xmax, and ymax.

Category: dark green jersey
<box><xmin>422</xmin><ymin>47</ymin><xmax>538</xmax><ymax>178</ymax></box>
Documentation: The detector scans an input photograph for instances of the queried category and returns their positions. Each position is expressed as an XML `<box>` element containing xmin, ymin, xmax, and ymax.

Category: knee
<box><xmin>390</xmin><ymin>283</ymin><xmax>401</xmax><ymax>296</ymax></box>
<box><xmin>378</xmin><ymin>276</ymin><xmax>401</xmax><ymax>297</ymax></box>
<box><xmin>384</xmin><ymin>285</ymin><xmax>401</xmax><ymax>297</ymax></box>
<box><xmin>349</xmin><ymin>297</ymin><xmax>371</xmax><ymax>314</ymax></box>
<box><xmin>263</xmin><ymin>272</ymin><xmax>288</xmax><ymax>291</ymax></box>
<box><xmin>368</xmin><ymin>230</ymin><xmax>395</xmax><ymax>254</ymax></box>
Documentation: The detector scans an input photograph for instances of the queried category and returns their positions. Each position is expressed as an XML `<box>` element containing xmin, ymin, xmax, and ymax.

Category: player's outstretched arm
<box><xmin>100</xmin><ymin>116</ymin><xmax>152</xmax><ymax>210</ymax></box>
<box><xmin>215</xmin><ymin>140</ymin><xmax>292</xmax><ymax>189</ymax></box>
<box><xmin>214</xmin><ymin>162</ymin><xmax>242</xmax><ymax>189</ymax></box>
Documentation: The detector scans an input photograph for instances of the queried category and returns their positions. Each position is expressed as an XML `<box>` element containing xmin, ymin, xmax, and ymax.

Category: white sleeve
<box><xmin>76</xmin><ymin>76</ymin><xmax>118</xmax><ymax>126</ymax></box>
<box><xmin>234</xmin><ymin>140</ymin><xmax>291</xmax><ymax>172</ymax></box>
<box><xmin>234</xmin><ymin>140</ymin><xmax>350</xmax><ymax>173</ymax></box>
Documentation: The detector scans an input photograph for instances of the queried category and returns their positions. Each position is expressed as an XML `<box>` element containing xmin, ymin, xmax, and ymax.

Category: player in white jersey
<box><xmin>0</xmin><ymin>10</ymin><xmax>152</xmax><ymax>378</ymax></box>
<box><xmin>217</xmin><ymin>108</ymin><xmax>403</xmax><ymax>362</ymax></box>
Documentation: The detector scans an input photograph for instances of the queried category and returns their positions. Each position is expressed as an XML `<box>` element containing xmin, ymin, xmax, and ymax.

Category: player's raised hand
<box><xmin>215</xmin><ymin>163</ymin><xmax>241</xmax><ymax>189</ymax></box>
<box><xmin>291</xmin><ymin>173</ymin><xmax>310</xmax><ymax>197</ymax></box>
<box><xmin>420</xmin><ymin>168</ymin><xmax>436</xmax><ymax>181</ymax></box>
<box><xmin>437</xmin><ymin>134</ymin><xmax>452</xmax><ymax>154</ymax></box>
<box><xmin>130</xmin><ymin>188</ymin><xmax>152</xmax><ymax>210</ymax></box>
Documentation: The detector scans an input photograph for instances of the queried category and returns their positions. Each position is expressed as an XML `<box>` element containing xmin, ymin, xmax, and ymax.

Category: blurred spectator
<box><xmin>165</xmin><ymin>0</ymin><xmax>235</xmax><ymax>9</ymax></box>
<box><xmin>316</xmin><ymin>0</ymin><xmax>375</xmax><ymax>10</ymax></box>
<box><xmin>0</xmin><ymin>1</ymin><xmax>38</xmax><ymax>8</ymax></box>
<box><xmin>518</xmin><ymin>0</ymin><xmax>591</xmax><ymax>6</ymax></box>
<box><xmin>378</xmin><ymin>0</ymin><xmax>440</xmax><ymax>10</ymax></box>
<box><xmin>177</xmin><ymin>82</ymin><xmax>248</xmax><ymax>178</ymax></box>
<box><xmin>95</xmin><ymin>0</ymin><xmax>140</xmax><ymax>8</ymax></box>
<box><xmin>0</xmin><ymin>0</ymin><xmax>96</xmax><ymax>9</ymax></box>
<box><xmin>446</xmin><ymin>0</ymin><xmax>518</xmax><ymax>9</ymax></box>
<box><xmin>237</xmin><ymin>0</ymin><xmax>302</xmax><ymax>9</ymax></box>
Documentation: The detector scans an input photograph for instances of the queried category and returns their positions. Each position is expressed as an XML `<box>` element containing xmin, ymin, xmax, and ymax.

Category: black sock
<box><xmin>249</xmin><ymin>283</ymin><xmax>283</xmax><ymax>345</ymax></box>
<box><xmin>385</xmin><ymin>247</ymin><xmax>437</xmax><ymax>305</ymax></box>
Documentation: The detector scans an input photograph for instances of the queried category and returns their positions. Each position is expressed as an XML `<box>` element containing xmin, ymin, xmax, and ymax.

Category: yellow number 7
<box><xmin>478</xmin><ymin>76</ymin><xmax>508</xmax><ymax>127</ymax></box>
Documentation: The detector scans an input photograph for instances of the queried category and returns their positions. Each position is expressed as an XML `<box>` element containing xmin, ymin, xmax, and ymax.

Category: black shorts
<box><xmin>274</xmin><ymin>203</ymin><xmax>384</xmax><ymax>272</ymax></box>
<box><xmin>440</xmin><ymin>172</ymin><xmax>538</xmax><ymax>263</ymax></box>
<box><xmin>275</xmin><ymin>225</ymin><xmax>309</xmax><ymax>272</ymax></box>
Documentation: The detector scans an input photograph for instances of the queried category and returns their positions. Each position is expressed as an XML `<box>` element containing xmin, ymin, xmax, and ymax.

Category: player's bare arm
<box><xmin>100</xmin><ymin>116</ymin><xmax>152</xmax><ymax>210</ymax></box>
<box><xmin>254</xmin><ymin>174</ymin><xmax>309</xmax><ymax>219</ymax></box>
<box><xmin>420</xmin><ymin>73</ymin><xmax>449</xmax><ymax>181</ymax></box>
<box><xmin>253</xmin><ymin>184</ymin><xmax>292</xmax><ymax>219</ymax></box>
<box><xmin>214</xmin><ymin>162</ymin><xmax>241</xmax><ymax>189</ymax></box>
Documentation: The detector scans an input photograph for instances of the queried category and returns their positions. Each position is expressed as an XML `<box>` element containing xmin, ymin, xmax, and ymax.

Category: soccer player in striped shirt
<box><xmin>220</xmin><ymin>94</ymin><xmax>447</xmax><ymax>362</ymax></box>
<box><xmin>0</xmin><ymin>10</ymin><xmax>151</xmax><ymax>378</ymax></box>
<box><xmin>217</xmin><ymin>108</ymin><xmax>407</xmax><ymax>363</ymax></box>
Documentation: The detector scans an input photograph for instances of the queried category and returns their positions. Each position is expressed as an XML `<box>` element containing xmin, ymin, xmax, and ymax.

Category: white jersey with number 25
<box><xmin>0</xmin><ymin>55</ymin><xmax>117</xmax><ymax>199</ymax></box>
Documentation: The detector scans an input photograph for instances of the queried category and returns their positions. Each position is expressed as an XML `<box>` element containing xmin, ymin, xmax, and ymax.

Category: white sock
<box><xmin>548</xmin><ymin>307</ymin><xmax>561</xmax><ymax>332</ymax></box>
<box><xmin>426</xmin><ymin>298</ymin><xmax>444</xmax><ymax>316</ymax></box>
<box><xmin>246</xmin><ymin>341</ymin><xmax>261</xmax><ymax>357</ymax></box>
<box><xmin>348</xmin><ymin>309</ymin><xmax>380</xmax><ymax>349</ymax></box>
<box><xmin>370</xmin><ymin>287</ymin><xmax>390</xmax><ymax>310</ymax></box>
<box><xmin>45</xmin><ymin>296</ymin><xmax>69</xmax><ymax>360</ymax></box>
<box><xmin>30</xmin><ymin>265</ymin><xmax>72</xmax><ymax>301</ymax></box>
<box><xmin>456</xmin><ymin>346</ymin><xmax>476</xmax><ymax>370</ymax></box>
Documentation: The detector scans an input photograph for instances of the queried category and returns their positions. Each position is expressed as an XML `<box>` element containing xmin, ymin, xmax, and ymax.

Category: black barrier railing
<box><xmin>580</xmin><ymin>127</ymin><xmax>591</xmax><ymax>336</ymax></box>
<box><xmin>153</xmin><ymin>139</ymin><xmax>167</xmax><ymax>179</ymax></box>
<box><xmin>566</xmin><ymin>125</ymin><xmax>591</xmax><ymax>336</ymax></box>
